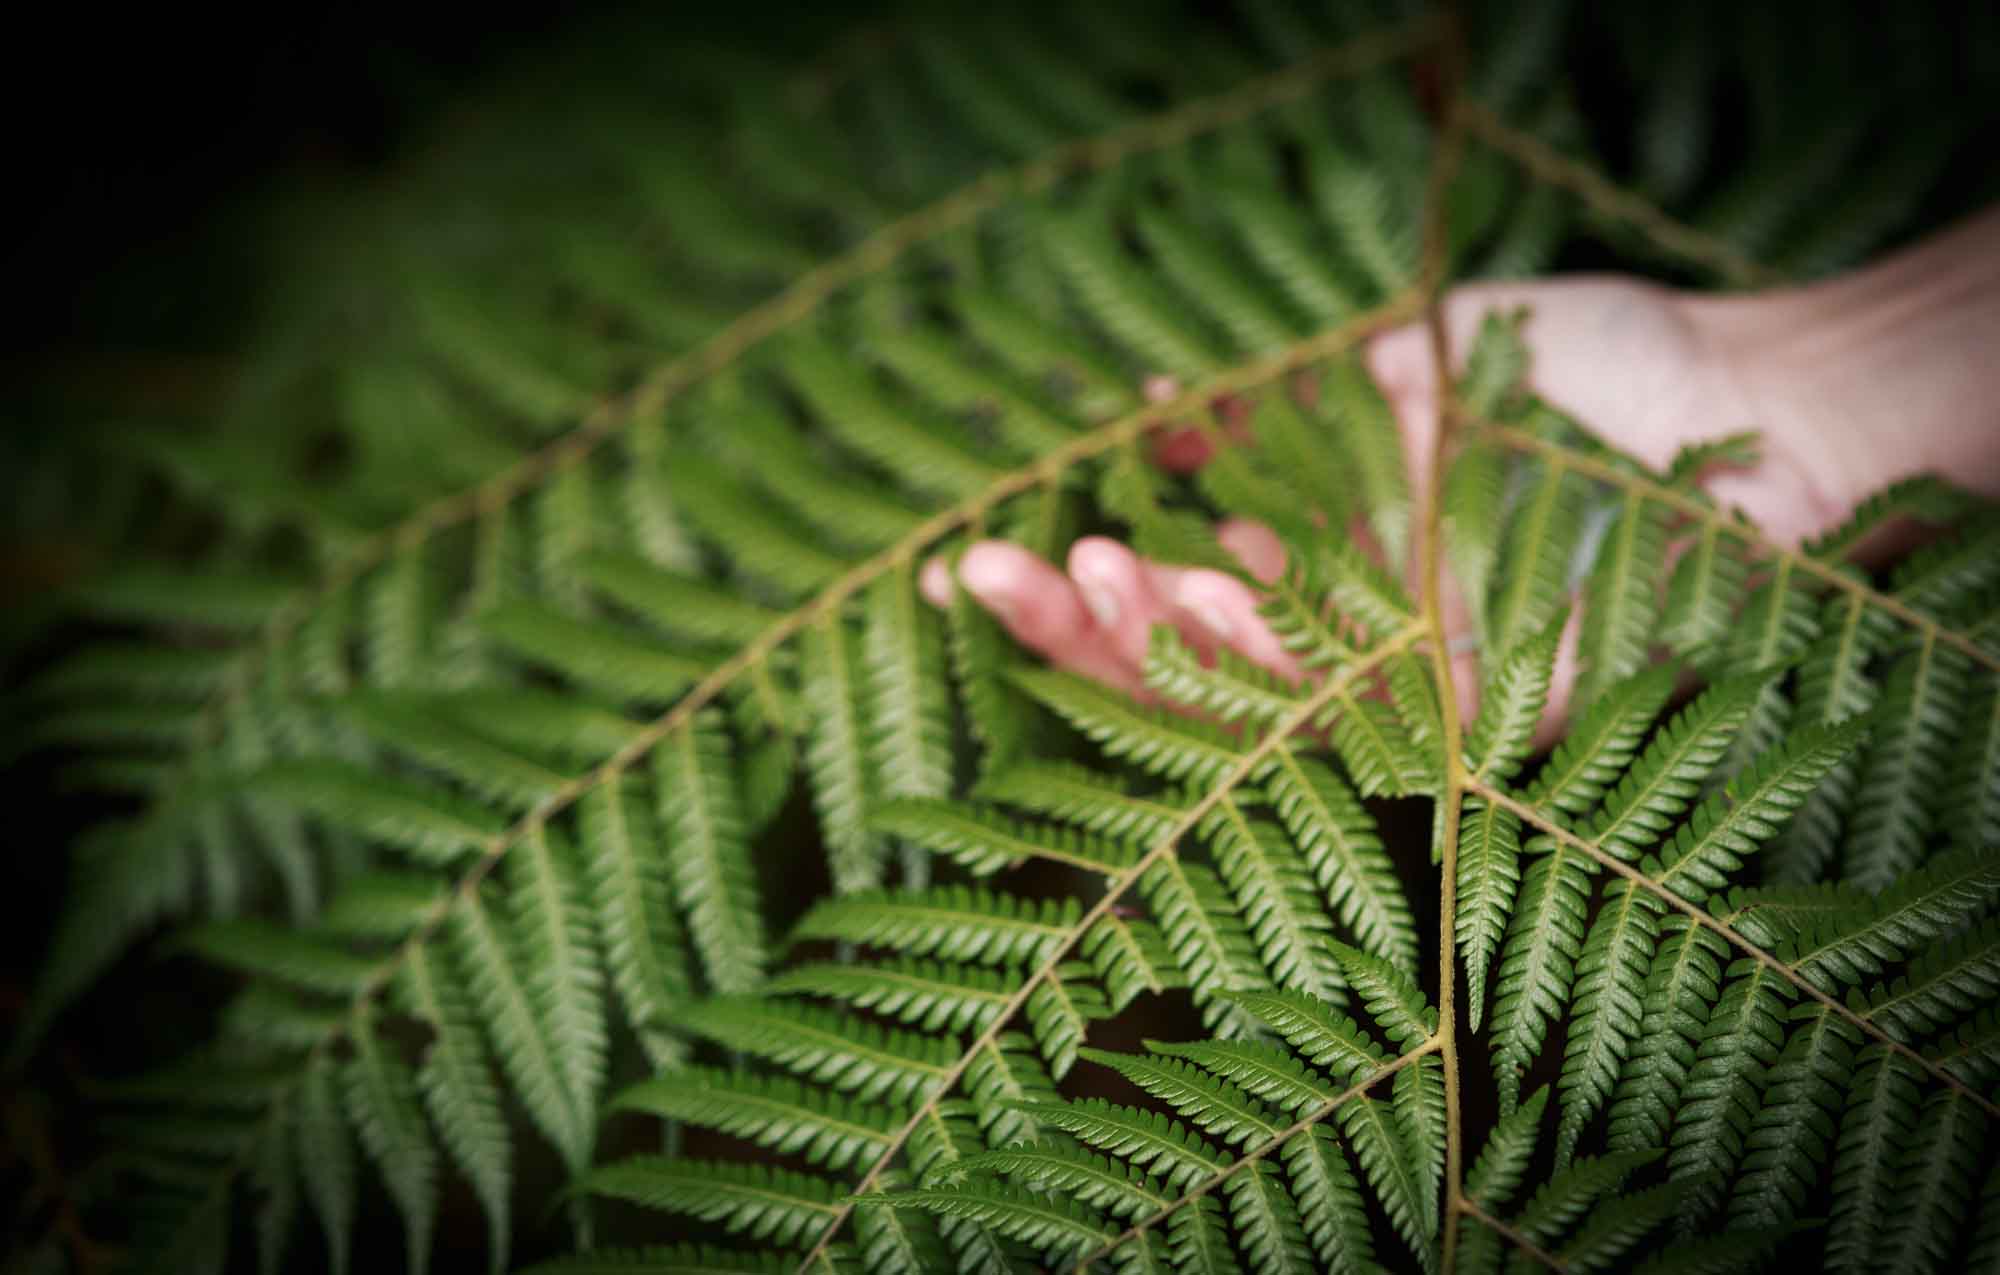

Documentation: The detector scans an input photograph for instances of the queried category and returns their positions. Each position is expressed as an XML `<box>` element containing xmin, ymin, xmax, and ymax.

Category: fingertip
<box><xmin>957</xmin><ymin>541</ymin><xmax>1038</xmax><ymax>622</ymax></box>
<box><xmin>1067</xmin><ymin>536</ymin><xmax>1143</xmax><ymax>632</ymax></box>
<box><xmin>1364</xmin><ymin>324</ymin><xmax>1434</xmax><ymax>399</ymax></box>
<box><xmin>1216</xmin><ymin>518</ymin><xmax>1287</xmax><ymax>584</ymax></box>
<box><xmin>919</xmin><ymin>556</ymin><xmax>955</xmax><ymax>609</ymax></box>
<box><xmin>1170</xmin><ymin>569</ymin><xmax>1302</xmax><ymax>681</ymax></box>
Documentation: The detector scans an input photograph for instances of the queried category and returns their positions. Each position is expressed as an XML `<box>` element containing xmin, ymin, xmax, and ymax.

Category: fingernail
<box><xmin>1176</xmin><ymin>581</ymin><xmax>1236</xmax><ymax>641</ymax></box>
<box><xmin>1078</xmin><ymin>574</ymin><xmax>1121</xmax><ymax>630</ymax></box>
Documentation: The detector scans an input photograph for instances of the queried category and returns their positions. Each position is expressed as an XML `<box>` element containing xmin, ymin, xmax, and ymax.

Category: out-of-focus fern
<box><xmin>9</xmin><ymin>2</ymin><xmax>2000</xmax><ymax>1273</ymax></box>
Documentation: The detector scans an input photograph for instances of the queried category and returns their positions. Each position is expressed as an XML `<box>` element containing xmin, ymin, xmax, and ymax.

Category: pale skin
<box><xmin>921</xmin><ymin>206</ymin><xmax>2000</xmax><ymax>733</ymax></box>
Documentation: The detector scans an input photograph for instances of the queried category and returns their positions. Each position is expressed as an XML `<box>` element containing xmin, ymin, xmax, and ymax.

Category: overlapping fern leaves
<box><xmin>11</xmin><ymin>2</ymin><xmax>2000</xmax><ymax>1273</ymax></box>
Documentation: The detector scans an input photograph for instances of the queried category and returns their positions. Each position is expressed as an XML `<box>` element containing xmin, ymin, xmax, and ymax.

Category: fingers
<box><xmin>923</xmin><ymin>525</ymin><xmax>1305</xmax><ymax>698</ymax></box>
<box><xmin>925</xmin><ymin>540</ymin><xmax>1143</xmax><ymax>694</ymax></box>
<box><xmin>1215</xmin><ymin>518</ymin><xmax>1286</xmax><ymax>584</ymax></box>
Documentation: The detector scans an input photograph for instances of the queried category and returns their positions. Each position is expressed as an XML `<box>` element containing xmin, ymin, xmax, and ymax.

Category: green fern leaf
<box><xmin>768</xmin><ymin>959</ymin><xmax>1015</xmax><ymax>1034</ymax></box>
<box><xmin>297</xmin><ymin>1054</ymin><xmax>358</xmax><ymax>1275</ymax></box>
<box><xmin>398</xmin><ymin>945</ymin><xmax>511</xmax><ymax>1274</ymax></box>
<box><xmin>1080</xmin><ymin>1048</ymin><xmax>1281</xmax><ymax>1148</ymax></box>
<box><xmin>1206</xmin><ymin>802</ymin><xmax>1346</xmax><ymax>1002</ymax></box>
<box><xmin>1489</xmin><ymin>838</ymin><xmax>1591</xmax><ymax>1110</ymax></box>
<box><xmin>250</xmin><ymin>760</ymin><xmax>503</xmax><ymax>866</ymax></box>
<box><xmin>1729</xmin><ymin>1004</ymin><xmax>1857</xmax><ymax>1230</ymax></box>
<box><xmin>578</xmin><ymin>778</ymin><xmax>688</xmax><ymax>1067</ymax></box>
<box><xmin>1556</xmin><ymin>881</ymin><xmax>1662</xmax><ymax>1166</ymax></box>
<box><xmin>452</xmin><ymin>890</ymin><xmax>590</xmax><ymax>1171</ymax></box>
<box><xmin>1456</xmin><ymin>798</ymin><xmax>1522</xmax><ymax>1030</ymax></box>
<box><xmin>679</xmin><ymin>998</ymin><xmax>953</xmax><ymax>1105</ymax></box>
<box><xmin>1667</xmin><ymin>963</ymin><xmax>1788</xmax><ymax>1224</ymax></box>
<box><xmin>953</xmin><ymin>1143</ymin><xmax>1170</xmax><ymax>1219</ymax></box>
<box><xmin>578</xmin><ymin>1159</ymin><xmax>840</xmax><ymax>1248</ymax></box>
<box><xmin>343</xmin><ymin>1011</ymin><xmax>440</xmax><ymax>1275</ymax></box>
<box><xmin>1019</xmin><ymin>1098</ymin><xmax>1228</xmax><ymax>1194</ymax></box>
<box><xmin>1223</xmin><ymin>1160</ymin><xmax>1319</xmax><ymax>1275</ymax></box>
<box><xmin>792</xmin><ymin>886</ymin><xmax>1079</xmax><ymax>966</ymax></box>
<box><xmin>1281</xmin><ymin>1123</ymin><xmax>1376</xmax><ymax>1273</ymax></box>
<box><xmin>976</xmin><ymin>761</ymin><xmax>1189</xmax><ymax>844</ymax></box>
<box><xmin>870</xmin><ymin>799</ymin><xmax>1135</xmax><ymax>876</ymax></box>
<box><xmin>613</xmin><ymin>1069</ymin><xmax>896</xmax><ymax>1172</ymax></box>
<box><xmin>1574</xmin><ymin>493</ymin><xmax>1671</xmax><ymax>707</ymax></box>
<box><xmin>507</xmin><ymin>824</ymin><xmax>605</xmax><ymax>1132</ymax></box>
<box><xmin>656</xmin><ymin>713</ymin><xmax>767</xmax><ymax>993</ymax></box>
<box><xmin>856</xmin><ymin>1180</ymin><xmax>1112</xmax><ymax>1262</ymax></box>
<box><xmin>1339</xmin><ymin>1093</ymin><xmax>1437</xmax><ymax>1273</ymax></box>
<box><xmin>1012</xmin><ymin>666</ymin><xmax>1242</xmax><ymax>784</ymax></box>
<box><xmin>1263</xmin><ymin>748</ymin><xmax>1419</xmax><ymax>974</ymax></box>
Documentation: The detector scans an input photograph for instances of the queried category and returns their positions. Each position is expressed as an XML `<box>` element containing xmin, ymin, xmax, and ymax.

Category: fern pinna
<box><xmin>10</xmin><ymin>2</ymin><xmax>2000</xmax><ymax>1274</ymax></box>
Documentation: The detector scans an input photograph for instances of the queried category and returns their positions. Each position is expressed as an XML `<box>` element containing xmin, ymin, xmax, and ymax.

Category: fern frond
<box><xmin>1146</xmin><ymin>628</ymin><xmax>1303</xmax><ymax>726</ymax></box>
<box><xmin>953</xmin><ymin>1143</ymin><xmax>1170</xmax><ymax>1219</ymax></box>
<box><xmin>1467</xmin><ymin>615</ymin><xmax>1563</xmax><ymax>783</ymax></box>
<box><xmin>507</xmin><ymin>824</ymin><xmax>605</xmax><ymax>1137</ymax></box>
<box><xmin>1643</xmin><ymin>718</ymin><xmax>1871</xmax><ymax>903</ymax></box>
<box><xmin>1522</xmin><ymin>662</ymin><xmax>1675</xmax><ymax>816</ymax></box>
<box><xmin>856</xmin><ymin>1180</ymin><xmax>1111</xmax><ymax>1261</ymax></box>
<box><xmin>1222</xmin><ymin>1160</ymin><xmax>1319</xmax><ymax>1275</ymax></box>
<box><xmin>578</xmin><ymin>1159</ymin><xmax>840</xmax><ymax>1248</ymax></box>
<box><xmin>1020</xmin><ymin>1098</ymin><xmax>1229</xmax><ymax>1194</ymax></box>
<box><xmin>792</xmin><ymin>886</ymin><xmax>1079</xmax><ymax>966</ymax></box>
<box><xmin>1728</xmin><ymin>1004</ymin><xmax>1856</xmax><ymax>1229</ymax></box>
<box><xmin>344</xmin><ymin>1011</ymin><xmax>440</xmax><ymax>1275</ymax></box>
<box><xmin>1140</xmin><ymin>859</ymin><xmax>1270</xmax><ymax>1035</ymax></box>
<box><xmin>1489</xmin><ymin>838</ymin><xmax>1591</xmax><ymax>1110</ymax></box>
<box><xmin>250</xmin><ymin>759</ymin><xmax>503</xmax><ymax>865</ymax></box>
<box><xmin>679</xmin><ymin>998</ymin><xmax>953</xmax><ymax>1105</ymax></box>
<box><xmin>1012</xmin><ymin>666</ymin><xmax>1242</xmax><ymax>784</ymax></box>
<box><xmin>657</xmin><ymin>713</ymin><xmax>767</xmax><ymax>993</ymax></box>
<box><xmin>1339</xmin><ymin>1092</ymin><xmax>1437</xmax><ymax>1272</ymax></box>
<box><xmin>1666</xmin><ymin>963</ymin><xmax>1787</xmax><ymax>1224</ymax></box>
<box><xmin>1574</xmin><ymin>493</ymin><xmax>1671</xmax><ymax>708</ymax></box>
<box><xmin>1556</xmin><ymin>881</ymin><xmax>1661</xmax><ymax>1166</ymax></box>
<box><xmin>1262</xmin><ymin>748</ymin><xmax>1419</xmax><ymax>973</ymax></box>
<box><xmin>1784</xmin><ymin>846</ymin><xmax>2000</xmax><ymax>993</ymax></box>
<box><xmin>870</xmin><ymin>799</ymin><xmax>1135</xmax><ymax>876</ymax></box>
<box><xmin>578</xmin><ymin>778</ymin><xmax>688</xmax><ymax>1066</ymax></box>
<box><xmin>453</xmin><ymin>891</ymin><xmax>591</xmax><ymax>1171</ymax></box>
<box><xmin>398</xmin><ymin>945</ymin><xmax>511</xmax><ymax>1273</ymax></box>
<box><xmin>1080</xmin><ymin>1048</ymin><xmax>1281</xmax><ymax>1147</ymax></box>
<box><xmin>298</xmin><ymin>1054</ymin><xmax>358</xmax><ymax>1275</ymax></box>
<box><xmin>1205</xmin><ymin>802</ymin><xmax>1346</xmax><ymax>1002</ymax></box>
<box><xmin>1605</xmin><ymin>918</ymin><xmax>1728</xmax><ymax>1153</ymax></box>
<box><xmin>863</xmin><ymin>566</ymin><xmax>956</xmax><ymax>837</ymax></box>
<box><xmin>769</xmin><ymin>959</ymin><xmax>1015</xmax><ymax>1033</ymax></box>
<box><xmin>976</xmin><ymin>761</ymin><xmax>1190</xmax><ymax>844</ymax></box>
<box><xmin>1281</xmin><ymin>1123</ymin><xmax>1377</xmax><ymax>1273</ymax></box>
<box><xmin>613</xmin><ymin>1069</ymin><xmax>896</xmax><ymax>1171</ymax></box>
<box><xmin>1456</xmin><ymin>798</ymin><xmax>1522</xmax><ymax>1030</ymax></box>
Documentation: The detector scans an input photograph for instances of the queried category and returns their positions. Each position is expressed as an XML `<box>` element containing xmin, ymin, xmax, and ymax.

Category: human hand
<box><xmin>926</xmin><ymin>224</ymin><xmax>2000</xmax><ymax>737</ymax></box>
<box><xmin>923</xmin><ymin>279</ymin><xmax>1773</xmax><ymax>720</ymax></box>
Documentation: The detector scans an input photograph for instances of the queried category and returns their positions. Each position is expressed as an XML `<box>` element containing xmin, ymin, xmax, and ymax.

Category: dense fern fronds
<box><xmin>12</xmin><ymin>2</ymin><xmax>2000</xmax><ymax>1273</ymax></box>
